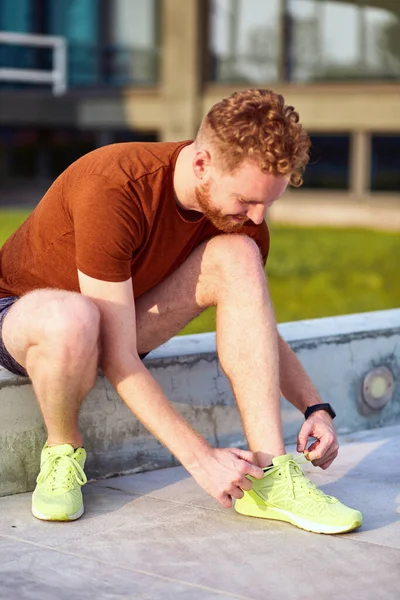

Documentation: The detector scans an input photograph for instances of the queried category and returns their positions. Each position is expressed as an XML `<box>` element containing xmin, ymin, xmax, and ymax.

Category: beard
<box><xmin>195</xmin><ymin>183</ymin><xmax>248</xmax><ymax>233</ymax></box>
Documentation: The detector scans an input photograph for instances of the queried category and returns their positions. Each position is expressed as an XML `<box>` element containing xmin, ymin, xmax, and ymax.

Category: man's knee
<box><xmin>3</xmin><ymin>290</ymin><xmax>101</xmax><ymax>373</ymax></box>
<box><xmin>43</xmin><ymin>294</ymin><xmax>100</xmax><ymax>354</ymax></box>
<box><xmin>12</xmin><ymin>290</ymin><xmax>101</xmax><ymax>358</ymax></box>
<box><xmin>207</xmin><ymin>234</ymin><xmax>264</xmax><ymax>280</ymax></box>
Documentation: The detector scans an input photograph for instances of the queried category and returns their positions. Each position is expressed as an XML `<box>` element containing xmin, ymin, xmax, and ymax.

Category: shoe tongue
<box><xmin>272</xmin><ymin>453</ymin><xmax>293</xmax><ymax>466</ymax></box>
<box><xmin>47</xmin><ymin>444</ymin><xmax>75</xmax><ymax>456</ymax></box>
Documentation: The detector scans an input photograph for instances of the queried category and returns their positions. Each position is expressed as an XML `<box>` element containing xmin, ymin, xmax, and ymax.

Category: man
<box><xmin>0</xmin><ymin>89</ymin><xmax>362</xmax><ymax>534</ymax></box>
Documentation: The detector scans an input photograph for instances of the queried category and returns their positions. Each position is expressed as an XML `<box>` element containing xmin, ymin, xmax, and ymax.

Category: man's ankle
<box><xmin>255</xmin><ymin>450</ymin><xmax>286</xmax><ymax>468</ymax></box>
<box><xmin>46</xmin><ymin>439</ymin><xmax>83</xmax><ymax>449</ymax></box>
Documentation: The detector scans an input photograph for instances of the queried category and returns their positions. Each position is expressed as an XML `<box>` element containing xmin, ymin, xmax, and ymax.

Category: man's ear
<box><xmin>193</xmin><ymin>149</ymin><xmax>212</xmax><ymax>181</ymax></box>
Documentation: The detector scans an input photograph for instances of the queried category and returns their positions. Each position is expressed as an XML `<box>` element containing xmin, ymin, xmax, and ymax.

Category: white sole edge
<box><xmin>235</xmin><ymin>503</ymin><xmax>362</xmax><ymax>535</ymax></box>
<box><xmin>32</xmin><ymin>504</ymin><xmax>84</xmax><ymax>522</ymax></box>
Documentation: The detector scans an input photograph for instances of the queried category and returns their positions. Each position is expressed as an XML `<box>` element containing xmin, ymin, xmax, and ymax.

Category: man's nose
<box><xmin>248</xmin><ymin>205</ymin><xmax>266</xmax><ymax>225</ymax></box>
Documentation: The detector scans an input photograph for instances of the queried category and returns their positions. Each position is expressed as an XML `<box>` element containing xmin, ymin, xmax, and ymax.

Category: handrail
<box><xmin>0</xmin><ymin>31</ymin><xmax>67</xmax><ymax>95</ymax></box>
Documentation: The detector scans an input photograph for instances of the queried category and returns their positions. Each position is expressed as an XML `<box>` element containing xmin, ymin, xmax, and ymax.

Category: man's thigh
<box><xmin>134</xmin><ymin>234</ymin><xmax>263</xmax><ymax>354</ymax></box>
<box><xmin>0</xmin><ymin>296</ymin><xmax>28</xmax><ymax>376</ymax></box>
<box><xmin>1</xmin><ymin>292</ymin><xmax>149</xmax><ymax>375</ymax></box>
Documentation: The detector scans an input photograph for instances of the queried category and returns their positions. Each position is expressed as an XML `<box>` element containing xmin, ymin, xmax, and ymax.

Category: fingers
<box><xmin>297</xmin><ymin>420</ymin><xmax>313</xmax><ymax>453</ymax></box>
<box><xmin>303</xmin><ymin>439</ymin><xmax>320</xmax><ymax>461</ymax></box>
<box><xmin>238</xmin><ymin>477</ymin><xmax>253</xmax><ymax>492</ymax></box>
<box><xmin>218</xmin><ymin>494</ymin><xmax>233</xmax><ymax>509</ymax></box>
<box><xmin>230</xmin><ymin>486</ymin><xmax>245</xmax><ymax>500</ymax></box>
<box><xmin>304</xmin><ymin>441</ymin><xmax>338</xmax><ymax>469</ymax></box>
<box><xmin>244</xmin><ymin>462</ymin><xmax>264</xmax><ymax>479</ymax></box>
<box><xmin>217</xmin><ymin>473</ymin><xmax>254</xmax><ymax>508</ymax></box>
<box><xmin>218</xmin><ymin>487</ymin><xmax>244</xmax><ymax>508</ymax></box>
<box><xmin>306</xmin><ymin>439</ymin><xmax>320</xmax><ymax>453</ymax></box>
<box><xmin>312</xmin><ymin>448</ymin><xmax>339</xmax><ymax>470</ymax></box>
<box><xmin>230</xmin><ymin>448</ymin><xmax>264</xmax><ymax>479</ymax></box>
<box><xmin>231</xmin><ymin>448</ymin><xmax>255</xmax><ymax>462</ymax></box>
<box><xmin>307</xmin><ymin>436</ymin><xmax>338</xmax><ymax>463</ymax></box>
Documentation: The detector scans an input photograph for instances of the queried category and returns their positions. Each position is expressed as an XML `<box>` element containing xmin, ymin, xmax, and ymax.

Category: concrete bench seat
<box><xmin>1</xmin><ymin>309</ymin><xmax>399</xmax><ymax>497</ymax></box>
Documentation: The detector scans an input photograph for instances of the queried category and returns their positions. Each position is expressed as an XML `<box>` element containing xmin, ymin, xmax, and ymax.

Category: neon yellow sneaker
<box><xmin>235</xmin><ymin>453</ymin><xmax>362</xmax><ymax>534</ymax></box>
<box><xmin>32</xmin><ymin>443</ymin><xmax>87</xmax><ymax>521</ymax></box>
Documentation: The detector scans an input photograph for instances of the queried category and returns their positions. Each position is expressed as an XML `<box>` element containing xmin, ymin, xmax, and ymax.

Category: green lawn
<box><xmin>1</xmin><ymin>209</ymin><xmax>399</xmax><ymax>333</ymax></box>
<box><xmin>0</xmin><ymin>210</ymin><xmax>30</xmax><ymax>244</ymax></box>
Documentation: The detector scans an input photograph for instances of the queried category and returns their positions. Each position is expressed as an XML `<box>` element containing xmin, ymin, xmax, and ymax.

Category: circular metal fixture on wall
<box><xmin>362</xmin><ymin>366</ymin><xmax>395</xmax><ymax>410</ymax></box>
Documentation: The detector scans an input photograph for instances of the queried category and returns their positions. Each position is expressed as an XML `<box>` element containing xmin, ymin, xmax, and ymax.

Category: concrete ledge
<box><xmin>1</xmin><ymin>309</ymin><xmax>399</xmax><ymax>497</ymax></box>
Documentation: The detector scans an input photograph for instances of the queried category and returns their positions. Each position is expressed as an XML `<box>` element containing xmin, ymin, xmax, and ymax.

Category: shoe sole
<box><xmin>235</xmin><ymin>500</ymin><xmax>362</xmax><ymax>535</ymax></box>
<box><xmin>32</xmin><ymin>504</ymin><xmax>84</xmax><ymax>522</ymax></box>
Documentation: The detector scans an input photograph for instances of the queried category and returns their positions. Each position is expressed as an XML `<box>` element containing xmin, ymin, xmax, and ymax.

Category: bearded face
<box><xmin>195</xmin><ymin>182</ymin><xmax>248</xmax><ymax>233</ymax></box>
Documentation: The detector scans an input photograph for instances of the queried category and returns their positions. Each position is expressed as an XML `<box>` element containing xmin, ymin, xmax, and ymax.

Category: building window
<box><xmin>370</xmin><ymin>135</ymin><xmax>400</xmax><ymax>192</ymax></box>
<box><xmin>209</xmin><ymin>0</ymin><xmax>280</xmax><ymax>83</ymax></box>
<box><xmin>0</xmin><ymin>126</ymin><xmax>158</xmax><ymax>187</ymax></box>
<box><xmin>0</xmin><ymin>0</ymin><xmax>33</xmax><ymax>32</ymax></box>
<box><xmin>48</xmin><ymin>0</ymin><xmax>159</xmax><ymax>87</ymax></box>
<box><xmin>47</xmin><ymin>0</ymin><xmax>100</xmax><ymax>87</ymax></box>
<box><xmin>108</xmin><ymin>0</ymin><xmax>159</xmax><ymax>86</ymax></box>
<box><xmin>0</xmin><ymin>0</ymin><xmax>159</xmax><ymax>89</ymax></box>
<box><xmin>301</xmin><ymin>134</ymin><xmax>350</xmax><ymax>190</ymax></box>
<box><xmin>0</xmin><ymin>128</ymin><xmax>38</xmax><ymax>180</ymax></box>
<box><xmin>286</xmin><ymin>0</ymin><xmax>400</xmax><ymax>83</ymax></box>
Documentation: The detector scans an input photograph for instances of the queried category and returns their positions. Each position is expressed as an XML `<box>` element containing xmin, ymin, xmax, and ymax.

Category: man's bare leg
<box><xmin>2</xmin><ymin>290</ymin><xmax>100</xmax><ymax>448</ymax></box>
<box><xmin>135</xmin><ymin>234</ymin><xmax>285</xmax><ymax>467</ymax></box>
<box><xmin>3</xmin><ymin>234</ymin><xmax>284</xmax><ymax>466</ymax></box>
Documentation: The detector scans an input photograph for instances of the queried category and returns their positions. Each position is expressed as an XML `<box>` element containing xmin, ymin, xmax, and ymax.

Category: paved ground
<box><xmin>0</xmin><ymin>423</ymin><xmax>399</xmax><ymax>600</ymax></box>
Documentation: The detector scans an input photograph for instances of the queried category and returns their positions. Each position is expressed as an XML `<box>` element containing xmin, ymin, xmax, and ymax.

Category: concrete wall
<box><xmin>0</xmin><ymin>309</ymin><xmax>399</xmax><ymax>497</ymax></box>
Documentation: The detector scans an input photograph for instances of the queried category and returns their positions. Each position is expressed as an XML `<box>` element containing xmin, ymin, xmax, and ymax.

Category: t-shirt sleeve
<box><xmin>244</xmin><ymin>221</ymin><xmax>270</xmax><ymax>265</ymax></box>
<box><xmin>67</xmin><ymin>174</ymin><xmax>144</xmax><ymax>282</ymax></box>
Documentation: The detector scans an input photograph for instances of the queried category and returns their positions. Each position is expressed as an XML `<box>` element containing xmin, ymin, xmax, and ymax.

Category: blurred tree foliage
<box><xmin>1</xmin><ymin>211</ymin><xmax>399</xmax><ymax>332</ymax></box>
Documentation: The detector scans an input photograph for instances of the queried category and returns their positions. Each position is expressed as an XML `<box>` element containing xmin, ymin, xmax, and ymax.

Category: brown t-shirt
<box><xmin>0</xmin><ymin>141</ymin><xmax>269</xmax><ymax>299</ymax></box>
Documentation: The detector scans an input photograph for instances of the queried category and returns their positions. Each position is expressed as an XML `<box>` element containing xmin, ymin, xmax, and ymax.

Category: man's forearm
<box><xmin>278</xmin><ymin>334</ymin><xmax>322</xmax><ymax>413</ymax></box>
<box><xmin>105</xmin><ymin>360</ymin><xmax>211</xmax><ymax>471</ymax></box>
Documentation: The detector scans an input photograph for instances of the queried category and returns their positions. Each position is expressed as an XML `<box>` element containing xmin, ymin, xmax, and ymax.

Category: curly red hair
<box><xmin>197</xmin><ymin>89</ymin><xmax>310</xmax><ymax>187</ymax></box>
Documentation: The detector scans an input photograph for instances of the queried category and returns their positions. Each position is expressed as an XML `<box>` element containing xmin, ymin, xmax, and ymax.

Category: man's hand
<box><xmin>188</xmin><ymin>448</ymin><xmax>264</xmax><ymax>508</ymax></box>
<box><xmin>297</xmin><ymin>411</ymin><xmax>339</xmax><ymax>470</ymax></box>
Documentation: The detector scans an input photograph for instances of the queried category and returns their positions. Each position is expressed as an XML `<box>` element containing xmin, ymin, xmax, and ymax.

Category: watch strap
<box><xmin>304</xmin><ymin>403</ymin><xmax>336</xmax><ymax>420</ymax></box>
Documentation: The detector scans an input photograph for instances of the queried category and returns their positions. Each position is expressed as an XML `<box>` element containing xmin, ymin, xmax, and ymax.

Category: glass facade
<box><xmin>209</xmin><ymin>0</ymin><xmax>281</xmax><ymax>83</ymax></box>
<box><xmin>209</xmin><ymin>0</ymin><xmax>400</xmax><ymax>84</ymax></box>
<box><xmin>287</xmin><ymin>0</ymin><xmax>400</xmax><ymax>83</ymax></box>
<box><xmin>0</xmin><ymin>0</ymin><xmax>33</xmax><ymax>32</ymax></box>
<box><xmin>109</xmin><ymin>0</ymin><xmax>159</xmax><ymax>85</ymax></box>
<box><xmin>0</xmin><ymin>126</ymin><xmax>158</xmax><ymax>197</ymax></box>
<box><xmin>370</xmin><ymin>135</ymin><xmax>400</xmax><ymax>192</ymax></box>
<box><xmin>302</xmin><ymin>135</ymin><xmax>350</xmax><ymax>190</ymax></box>
<box><xmin>0</xmin><ymin>0</ymin><xmax>159</xmax><ymax>88</ymax></box>
<box><xmin>47</xmin><ymin>0</ymin><xmax>99</xmax><ymax>86</ymax></box>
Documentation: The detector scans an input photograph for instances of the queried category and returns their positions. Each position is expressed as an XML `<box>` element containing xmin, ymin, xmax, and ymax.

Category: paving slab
<box><xmin>0</xmin><ymin>424</ymin><xmax>399</xmax><ymax>600</ymax></box>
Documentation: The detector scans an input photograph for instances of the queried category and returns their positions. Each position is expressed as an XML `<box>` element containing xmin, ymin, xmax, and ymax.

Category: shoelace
<box><xmin>265</xmin><ymin>456</ymin><xmax>332</xmax><ymax>501</ymax></box>
<box><xmin>36</xmin><ymin>453</ymin><xmax>87</xmax><ymax>492</ymax></box>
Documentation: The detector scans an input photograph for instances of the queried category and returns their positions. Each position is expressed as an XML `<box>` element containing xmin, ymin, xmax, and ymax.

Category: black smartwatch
<box><xmin>304</xmin><ymin>403</ymin><xmax>336</xmax><ymax>420</ymax></box>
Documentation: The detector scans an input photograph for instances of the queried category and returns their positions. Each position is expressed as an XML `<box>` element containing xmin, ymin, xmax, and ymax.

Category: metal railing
<box><xmin>0</xmin><ymin>31</ymin><xmax>67</xmax><ymax>95</ymax></box>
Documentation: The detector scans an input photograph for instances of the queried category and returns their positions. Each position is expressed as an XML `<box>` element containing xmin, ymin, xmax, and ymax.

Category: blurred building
<box><xmin>0</xmin><ymin>0</ymin><xmax>399</xmax><ymax>223</ymax></box>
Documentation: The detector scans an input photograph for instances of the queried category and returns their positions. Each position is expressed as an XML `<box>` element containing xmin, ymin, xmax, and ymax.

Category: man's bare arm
<box><xmin>277</xmin><ymin>334</ymin><xmax>323</xmax><ymax>412</ymax></box>
<box><xmin>77</xmin><ymin>271</ymin><xmax>263</xmax><ymax>505</ymax></box>
<box><xmin>278</xmin><ymin>334</ymin><xmax>339</xmax><ymax>468</ymax></box>
<box><xmin>78</xmin><ymin>271</ymin><xmax>211</xmax><ymax>466</ymax></box>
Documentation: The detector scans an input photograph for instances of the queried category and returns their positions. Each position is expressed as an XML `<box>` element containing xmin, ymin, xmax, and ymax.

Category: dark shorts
<box><xmin>0</xmin><ymin>295</ymin><xmax>149</xmax><ymax>378</ymax></box>
<box><xmin>0</xmin><ymin>296</ymin><xmax>28</xmax><ymax>377</ymax></box>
